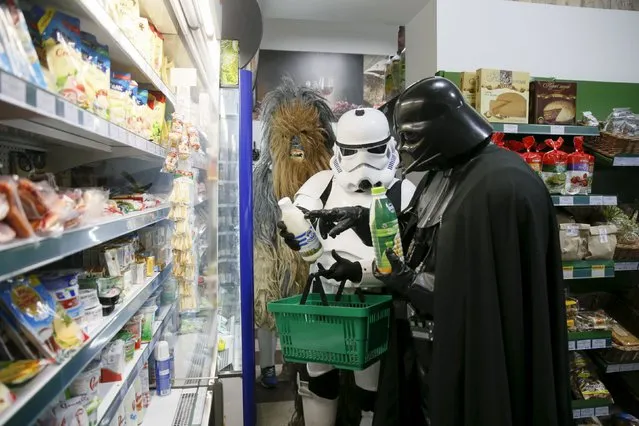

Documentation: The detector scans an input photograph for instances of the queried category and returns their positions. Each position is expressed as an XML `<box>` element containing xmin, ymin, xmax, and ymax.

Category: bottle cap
<box><xmin>278</xmin><ymin>197</ymin><xmax>293</xmax><ymax>207</ymax></box>
<box><xmin>371</xmin><ymin>186</ymin><xmax>386</xmax><ymax>195</ymax></box>
<box><xmin>155</xmin><ymin>341</ymin><xmax>170</xmax><ymax>361</ymax></box>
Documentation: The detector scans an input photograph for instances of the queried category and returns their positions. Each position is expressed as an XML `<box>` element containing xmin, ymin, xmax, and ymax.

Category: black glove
<box><xmin>374</xmin><ymin>248</ymin><xmax>434</xmax><ymax>314</ymax></box>
<box><xmin>305</xmin><ymin>207</ymin><xmax>370</xmax><ymax>241</ymax></box>
<box><xmin>276</xmin><ymin>221</ymin><xmax>300</xmax><ymax>251</ymax></box>
<box><xmin>316</xmin><ymin>250</ymin><xmax>363</xmax><ymax>283</ymax></box>
<box><xmin>373</xmin><ymin>248</ymin><xmax>415</xmax><ymax>297</ymax></box>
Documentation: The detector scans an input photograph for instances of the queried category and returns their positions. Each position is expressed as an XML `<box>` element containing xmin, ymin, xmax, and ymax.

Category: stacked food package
<box><xmin>570</xmin><ymin>352</ymin><xmax>612</xmax><ymax>402</ymax></box>
<box><xmin>165</xmin><ymin>113</ymin><xmax>200</xmax><ymax>313</ymax></box>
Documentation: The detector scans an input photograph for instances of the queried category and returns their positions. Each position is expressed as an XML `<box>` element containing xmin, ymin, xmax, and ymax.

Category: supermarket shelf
<box><xmin>0</xmin><ymin>205</ymin><xmax>169</xmax><ymax>282</ymax></box>
<box><xmin>615</xmin><ymin>262</ymin><xmax>639</xmax><ymax>272</ymax></box>
<box><xmin>491</xmin><ymin>123</ymin><xmax>600</xmax><ymax>136</ymax></box>
<box><xmin>572</xmin><ymin>398</ymin><xmax>612</xmax><ymax>419</ymax></box>
<box><xmin>551</xmin><ymin>195</ymin><xmax>617</xmax><ymax>206</ymax></box>
<box><xmin>592</xmin><ymin>352</ymin><xmax>639</xmax><ymax>374</ymax></box>
<box><xmin>0</xmin><ymin>71</ymin><xmax>167</xmax><ymax>162</ymax></box>
<box><xmin>0</xmin><ymin>266</ymin><xmax>172</xmax><ymax>426</ymax></box>
<box><xmin>562</xmin><ymin>260</ymin><xmax>615</xmax><ymax>280</ymax></box>
<box><xmin>65</xmin><ymin>0</ymin><xmax>176</xmax><ymax>107</ymax></box>
<box><xmin>98</xmin><ymin>301</ymin><xmax>177</xmax><ymax>426</ymax></box>
<box><xmin>568</xmin><ymin>330</ymin><xmax>612</xmax><ymax>351</ymax></box>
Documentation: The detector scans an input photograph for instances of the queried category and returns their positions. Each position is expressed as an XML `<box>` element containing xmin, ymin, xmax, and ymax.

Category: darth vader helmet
<box><xmin>331</xmin><ymin>108</ymin><xmax>399</xmax><ymax>192</ymax></box>
<box><xmin>394</xmin><ymin>76</ymin><xmax>493</xmax><ymax>173</ymax></box>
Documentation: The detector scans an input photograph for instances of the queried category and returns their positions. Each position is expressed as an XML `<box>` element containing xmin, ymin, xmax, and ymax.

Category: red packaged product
<box><xmin>566</xmin><ymin>136</ymin><xmax>593</xmax><ymax>195</ymax></box>
<box><xmin>491</xmin><ymin>132</ymin><xmax>507</xmax><ymax>149</ymax></box>
<box><xmin>520</xmin><ymin>136</ymin><xmax>542</xmax><ymax>175</ymax></box>
<box><xmin>541</xmin><ymin>137</ymin><xmax>568</xmax><ymax>194</ymax></box>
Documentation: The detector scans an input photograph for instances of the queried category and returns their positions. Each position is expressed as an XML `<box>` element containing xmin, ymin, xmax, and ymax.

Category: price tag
<box><xmin>567</xmin><ymin>340</ymin><xmax>576</xmax><ymax>351</ymax></box>
<box><xmin>502</xmin><ymin>124</ymin><xmax>518</xmax><ymax>133</ymax></box>
<box><xmin>592</xmin><ymin>264</ymin><xmax>606</xmax><ymax>278</ymax></box>
<box><xmin>613</xmin><ymin>156</ymin><xmax>639</xmax><ymax>166</ymax></box>
<box><xmin>608</xmin><ymin>364</ymin><xmax>620</xmax><ymax>373</ymax></box>
<box><xmin>603</xmin><ymin>196</ymin><xmax>617</xmax><ymax>205</ymax></box>
<box><xmin>562</xmin><ymin>266</ymin><xmax>573</xmax><ymax>280</ymax></box>
<box><xmin>558</xmin><ymin>196</ymin><xmax>573</xmax><ymax>206</ymax></box>
<box><xmin>572</xmin><ymin>409</ymin><xmax>581</xmax><ymax>419</ymax></box>
<box><xmin>36</xmin><ymin>90</ymin><xmax>56</xmax><ymax>115</ymax></box>
<box><xmin>550</xmin><ymin>125</ymin><xmax>565</xmax><ymax>135</ymax></box>
<box><xmin>595</xmin><ymin>406</ymin><xmax>609</xmax><ymax>417</ymax></box>
<box><xmin>137</xmin><ymin>137</ymin><xmax>146</xmax><ymax>150</ymax></box>
<box><xmin>1</xmin><ymin>73</ymin><xmax>26</xmax><ymax>103</ymax></box>
<box><xmin>576</xmin><ymin>339</ymin><xmax>592</xmax><ymax>350</ymax></box>
<box><xmin>589</xmin><ymin>195</ymin><xmax>603</xmax><ymax>205</ymax></box>
<box><xmin>127</xmin><ymin>132</ymin><xmax>136</xmax><ymax>147</ymax></box>
<box><xmin>620</xmin><ymin>363</ymin><xmax>638</xmax><ymax>372</ymax></box>
<box><xmin>63</xmin><ymin>102</ymin><xmax>78</xmax><ymax>124</ymax></box>
<box><xmin>616</xmin><ymin>262</ymin><xmax>639</xmax><ymax>271</ymax></box>
<box><xmin>580</xmin><ymin>408</ymin><xmax>594</xmax><ymax>418</ymax></box>
<box><xmin>109</xmin><ymin>123</ymin><xmax>118</xmax><ymax>139</ymax></box>
<box><xmin>592</xmin><ymin>339</ymin><xmax>607</xmax><ymax>349</ymax></box>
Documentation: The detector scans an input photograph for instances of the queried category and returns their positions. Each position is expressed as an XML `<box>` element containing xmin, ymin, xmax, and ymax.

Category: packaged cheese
<box><xmin>80</xmin><ymin>32</ymin><xmax>110</xmax><ymax>118</ymax></box>
<box><xmin>109</xmin><ymin>72</ymin><xmax>131</xmax><ymax>127</ymax></box>
<box><xmin>476</xmin><ymin>68</ymin><xmax>530</xmax><ymax>123</ymax></box>
<box><xmin>0</xmin><ymin>0</ymin><xmax>47</xmax><ymax>88</ymax></box>
<box><xmin>149</xmin><ymin>22</ymin><xmax>164</xmax><ymax>73</ymax></box>
<box><xmin>38</xmin><ymin>9</ymin><xmax>90</xmax><ymax>108</ymax></box>
<box><xmin>148</xmin><ymin>90</ymin><xmax>166</xmax><ymax>143</ymax></box>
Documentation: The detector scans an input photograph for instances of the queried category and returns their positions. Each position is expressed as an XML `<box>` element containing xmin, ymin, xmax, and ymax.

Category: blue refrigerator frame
<box><xmin>239</xmin><ymin>68</ymin><xmax>256</xmax><ymax>426</ymax></box>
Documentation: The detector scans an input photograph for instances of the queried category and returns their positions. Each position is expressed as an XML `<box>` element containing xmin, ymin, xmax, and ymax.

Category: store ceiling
<box><xmin>258</xmin><ymin>0</ymin><xmax>426</xmax><ymax>25</ymax></box>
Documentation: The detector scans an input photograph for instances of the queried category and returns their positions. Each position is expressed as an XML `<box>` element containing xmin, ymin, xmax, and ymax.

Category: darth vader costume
<box><xmin>312</xmin><ymin>77</ymin><xmax>572</xmax><ymax>426</ymax></box>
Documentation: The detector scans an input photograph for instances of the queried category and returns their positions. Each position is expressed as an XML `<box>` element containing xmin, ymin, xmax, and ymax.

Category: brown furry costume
<box><xmin>253</xmin><ymin>78</ymin><xmax>334</xmax><ymax>330</ymax></box>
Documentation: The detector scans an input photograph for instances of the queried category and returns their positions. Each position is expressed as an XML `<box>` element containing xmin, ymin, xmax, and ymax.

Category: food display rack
<box><xmin>0</xmin><ymin>0</ymin><xmax>220</xmax><ymax>424</ymax></box>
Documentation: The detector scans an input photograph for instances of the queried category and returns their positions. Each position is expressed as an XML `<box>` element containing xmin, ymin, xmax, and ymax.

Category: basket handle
<box><xmin>300</xmin><ymin>273</ymin><xmax>329</xmax><ymax>306</ymax></box>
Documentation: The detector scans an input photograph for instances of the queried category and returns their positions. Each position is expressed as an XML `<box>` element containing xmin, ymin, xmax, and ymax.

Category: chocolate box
<box><xmin>529</xmin><ymin>81</ymin><xmax>577</xmax><ymax>125</ymax></box>
<box><xmin>459</xmin><ymin>71</ymin><xmax>477</xmax><ymax>108</ymax></box>
<box><xmin>476</xmin><ymin>68</ymin><xmax>530</xmax><ymax>124</ymax></box>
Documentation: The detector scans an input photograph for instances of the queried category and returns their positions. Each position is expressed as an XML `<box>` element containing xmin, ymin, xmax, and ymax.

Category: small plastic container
<box><xmin>39</xmin><ymin>270</ymin><xmax>82</xmax><ymax>319</ymax></box>
<box><xmin>124</xmin><ymin>314</ymin><xmax>143</xmax><ymax>350</ymax></box>
<box><xmin>69</xmin><ymin>358</ymin><xmax>101</xmax><ymax>399</ymax></box>
<box><xmin>118</xmin><ymin>332</ymin><xmax>135</xmax><ymax>362</ymax></box>
<box><xmin>79</xmin><ymin>289</ymin><xmax>100</xmax><ymax>309</ymax></box>
<box><xmin>140</xmin><ymin>306</ymin><xmax>156</xmax><ymax>342</ymax></box>
<box><xmin>161</xmin><ymin>278</ymin><xmax>178</xmax><ymax>305</ymax></box>
<box><xmin>84</xmin><ymin>304</ymin><xmax>103</xmax><ymax>324</ymax></box>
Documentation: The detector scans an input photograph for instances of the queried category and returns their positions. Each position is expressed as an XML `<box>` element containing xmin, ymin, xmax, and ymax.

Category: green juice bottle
<box><xmin>370</xmin><ymin>186</ymin><xmax>403</xmax><ymax>274</ymax></box>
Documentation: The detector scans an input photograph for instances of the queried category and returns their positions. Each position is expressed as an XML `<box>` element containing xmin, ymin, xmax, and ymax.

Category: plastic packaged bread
<box><xmin>612</xmin><ymin>322</ymin><xmax>639</xmax><ymax>347</ymax></box>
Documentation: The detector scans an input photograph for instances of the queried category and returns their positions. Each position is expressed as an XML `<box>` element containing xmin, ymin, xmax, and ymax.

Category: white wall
<box><xmin>436</xmin><ymin>0</ymin><xmax>639</xmax><ymax>83</ymax></box>
<box><xmin>406</xmin><ymin>0</ymin><xmax>437</xmax><ymax>86</ymax></box>
<box><xmin>261</xmin><ymin>18</ymin><xmax>397</xmax><ymax>55</ymax></box>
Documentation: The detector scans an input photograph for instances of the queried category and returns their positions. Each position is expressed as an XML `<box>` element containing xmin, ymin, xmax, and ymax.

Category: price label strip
<box><xmin>591</xmin><ymin>264</ymin><xmax>606</xmax><ymax>278</ymax></box>
<box><xmin>1</xmin><ymin>72</ymin><xmax>26</xmax><ymax>104</ymax></box>
<box><xmin>562</xmin><ymin>266</ymin><xmax>574</xmax><ymax>280</ymax></box>
<box><xmin>550</xmin><ymin>125</ymin><xmax>565</xmax><ymax>135</ymax></box>
<box><xmin>567</xmin><ymin>340</ymin><xmax>576</xmax><ymax>351</ymax></box>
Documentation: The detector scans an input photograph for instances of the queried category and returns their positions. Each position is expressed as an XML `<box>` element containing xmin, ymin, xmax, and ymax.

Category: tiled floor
<box><xmin>257</xmin><ymin>401</ymin><xmax>295</xmax><ymax>426</ymax></box>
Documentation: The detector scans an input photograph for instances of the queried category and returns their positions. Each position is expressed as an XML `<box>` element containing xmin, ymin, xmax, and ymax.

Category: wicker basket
<box><xmin>585</xmin><ymin>132</ymin><xmax>639</xmax><ymax>157</ymax></box>
<box><xmin>614</xmin><ymin>242</ymin><xmax>639</xmax><ymax>261</ymax></box>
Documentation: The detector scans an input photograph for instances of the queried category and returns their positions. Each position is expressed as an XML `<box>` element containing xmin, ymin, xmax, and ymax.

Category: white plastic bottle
<box><xmin>278</xmin><ymin>197</ymin><xmax>324</xmax><ymax>262</ymax></box>
<box><xmin>154</xmin><ymin>341</ymin><xmax>172</xmax><ymax>396</ymax></box>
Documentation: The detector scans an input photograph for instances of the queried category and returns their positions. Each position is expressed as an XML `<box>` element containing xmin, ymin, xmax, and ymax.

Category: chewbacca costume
<box><xmin>253</xmin><ymin>78</ymin><xmax>363</xmax><ymax>426</ymax></box>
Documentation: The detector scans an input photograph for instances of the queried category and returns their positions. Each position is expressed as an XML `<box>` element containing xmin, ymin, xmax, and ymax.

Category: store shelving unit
<box><xmin>0</xmin><ymin>266</ymin><xmax>172</xmax><ymax>426</ymax></box>
<box><xmin>563</xmin><ymin>260</ymin><xmax>615</xmax><ymax>280</ymax></box>
<box><xmin>492</xmin><ymin>123</ymin><xmax>600</xmax><ymax>136</ymax></box>
<box><xmin>0</xmin><ymin>206</ymin><xmax>169</xmax><ymax>282</ymax></box>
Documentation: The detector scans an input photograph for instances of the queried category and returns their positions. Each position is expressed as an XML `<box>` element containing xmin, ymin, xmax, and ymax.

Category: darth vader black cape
<box><xmin>372</xmin><ymin>144</ymin><xmax>572</xmax><ymax>426</ymax></box>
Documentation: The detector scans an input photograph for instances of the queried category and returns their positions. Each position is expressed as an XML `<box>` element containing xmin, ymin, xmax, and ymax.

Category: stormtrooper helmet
<box><xmin>332</xmin><ymin>108</ymin><xmax>399</xmax><ymax>192</ymax></box>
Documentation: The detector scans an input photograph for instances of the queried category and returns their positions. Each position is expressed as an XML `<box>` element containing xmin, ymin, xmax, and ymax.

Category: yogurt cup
<box><xmin>79</xmin><ymin>289</ymin><xmax>100</xmax><ymax>309</ymax></box>
<box><xmin>139</xmin><ymin>306</ymin><xmax>156</xmax><ymax>342</ymax></box>
<box><xmin>84</xmin><ymin>304</ymin><xmax>103</xmax><ymax>325</ymax></box>
<box><xmin>124</xmin><ymin>314</ymin><xmax>143</xmax><ymax>350</ymax></box>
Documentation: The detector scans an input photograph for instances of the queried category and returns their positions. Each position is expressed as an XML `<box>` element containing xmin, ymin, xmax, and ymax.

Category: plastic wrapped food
<box><xmin>0</xmin><ymin>223</ymin><xmax>16</xmax><ymax>244</ymax></box>
<box><xmin>586</xmin><ymin>225</ymin><xmax>617</xmax><ymax>260</ymax></box>
<box><xmin>188</xmin><ymin>126</ymin><xmax>200</xmax><ymax>152</ymax></box>
<box><xmin>0</xmin><ymin>177</ymin><xmax>35</xmax><ymax>238</ymax></box>
<box><xmin>0</xmin><ymin>359</ymin><xmax>51</xmax><ymax>385</ymax></box>
<box><xmin>576</xmin><ymin>310</ymin><xmax>613</xmax><ymax>331</ymax></box>
<box><xmin>541</xmin><ymin>137</ymin><xmax>567</xmax><ymax>194</ymax></box>
<box><xmin>519</xmin><ymin>136</ymin><xmax>542</xmax><ymax>175</ymax></box>
<box><xmin>612</xmin><ymin>323</ymin><xmax>639</xmax><ymax>347</ymax></box>
<box><xmin>163</xmin><ymin>148</ymin><xmax>178</xmax><ymax>173</ymax></box>
<box><xmin>565</xmin><ymin>136</ymin><xmax>592</xmax><ymax>195</ymax></box>
<box><xmin>101</xmin><ymin>339</ymin><xmax>124</xmax><ymax>383</ymax></box>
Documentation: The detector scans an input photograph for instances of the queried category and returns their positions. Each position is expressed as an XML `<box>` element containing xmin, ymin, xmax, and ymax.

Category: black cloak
<box><xmin>374</xmin><ymin>144</ymin><xmax>572</xmax><ymax>426</ymax></box>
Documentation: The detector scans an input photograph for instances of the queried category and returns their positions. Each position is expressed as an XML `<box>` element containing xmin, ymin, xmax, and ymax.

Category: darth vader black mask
<box><xmin>394</xmin><ymin>77</ymin><xmax>493</xmax><ymax>173</ymax></box>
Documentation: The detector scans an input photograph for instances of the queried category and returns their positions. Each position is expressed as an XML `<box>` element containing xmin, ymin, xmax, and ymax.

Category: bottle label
<box><xmin>154</xmin><ymin>359</ymin><xmax>171</xmax><ymax>396</ymax></box>
<box><xmin>294</xmin><ymin>228</ymin><xmax>322</xmax><ymax>258</ymax></box>
<box><xmin>372</xmin><ymin>220</ymin><xmax>402</xmax><ymax>274</ymax></box>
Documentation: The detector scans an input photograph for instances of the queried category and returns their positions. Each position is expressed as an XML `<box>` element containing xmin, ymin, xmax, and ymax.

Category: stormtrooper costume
<box><xmin>280</xmin><ymin>108</ymin><xmax>415</xmax><ymax>426</ymax></box>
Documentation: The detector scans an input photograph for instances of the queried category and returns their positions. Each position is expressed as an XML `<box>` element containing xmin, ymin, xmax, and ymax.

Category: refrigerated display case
<box><xmin>0</xmin><ymin>0</ymin><xmax>219</xmax><ymax>425</ymax></box>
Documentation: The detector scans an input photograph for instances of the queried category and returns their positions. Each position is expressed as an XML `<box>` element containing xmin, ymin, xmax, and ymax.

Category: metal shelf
<box><xmin>491</xmin><ymin>123</ymin><xmax>600</xmax><ymax>136</ymax></box>
<box><xmin>551</xmin><ymin>195</ymin><xmax>617</xmax><ymax>206</ymax></box>
<box><xmin>98</xmin><ymin>301</ymin><xmax>177</xmax><ymax>426</ymax></box>
<box><xmin>591</xmin><ymin>352</ymin><xmax>639</xmax><ymax>374</ymax></box>
<box><xmin>0</xmin><ymin>205</ymin><xmax>169</xmax><ymax>282</ymax></box>
<box><xmin>567</xmin><ymin>330</ymin><xmax>612</xmax><ymax>351</ymax></box>
<box><xmin>562</xmin><ymin>260</ymin><xmax>615</xmax><ymax>280</ymax></box>
<box><xmin>0</xmin><ymin>266</ymin><xmax>172</xmax><ymax>426</ymax></box>
<box><xmin>0</xmin><ymin>71</ymin><xmax>167</xmax><ymax>162</ymax></box>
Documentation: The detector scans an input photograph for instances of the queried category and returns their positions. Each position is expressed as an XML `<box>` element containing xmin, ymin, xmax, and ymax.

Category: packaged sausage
<box><xmin>519</xmin><ymin>136</ymin><xmax>542</xmax><ymax>175</ymax></box>
<box><xmin>541</xmin><ymin>137</ymin><xmax>568</xmax><ymax>194</ymax></box>
<box><xmin>0</xmin><ymin>176</ymin><xmax>35</xmax><ymax>239</ymax></box>
<box><xmin>565</xmin><ymin>136</ymin><xmax>592</xmax><ymax>195</ymax></box>
<box><xmin>109</xmin><ymin>72</ymin><xmax>132</xmax><ymax>128</ymax></box>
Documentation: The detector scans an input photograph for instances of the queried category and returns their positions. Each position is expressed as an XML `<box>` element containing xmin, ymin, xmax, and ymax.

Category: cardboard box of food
<box><xmin>459</xmin><ymin>71</ymin><xmax>476</xmax><ymax>107</ymax></box>
<box><xmin>476</xmin><ymin>69</ymin><xmax>530</xmax><ymax>123</ymax></box>
<box><xmin>529</xmin><ymin>81</ymin><xmax>577</xmax><ymax>125</ymax></box>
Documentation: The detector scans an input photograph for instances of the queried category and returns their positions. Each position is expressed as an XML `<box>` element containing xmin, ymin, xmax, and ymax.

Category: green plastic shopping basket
<box><xmin>267</xmin><ymin>273</ymin><xmax>392</xmax><ymax>371</ymax></box>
